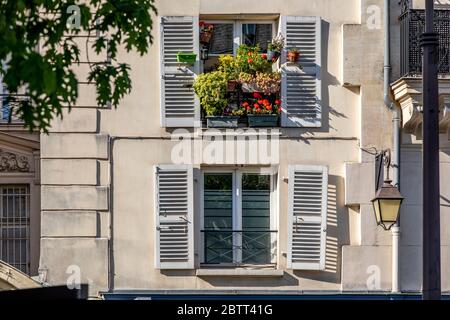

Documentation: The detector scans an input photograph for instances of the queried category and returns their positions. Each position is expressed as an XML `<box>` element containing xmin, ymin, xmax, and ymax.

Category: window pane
<box><xmin>242</xmin><ymin>24</ymin><xmax>273</xmax><ymax>52</ymax></box>
<box><xmin>241</xmin><ymin>174</ymin><xmax>271</xmax><ymax>264</ymax></box>
<box><xmin>203</xmin><ymin>173</ymin><xmax>233</xmax><ymax>264</ymax></box>
<box><xmin>0</xmin><ymin>185</ymin><xmax>30</xmax><ymax>274</ymax></box>
<box><xmin>207</xmin><ymin>24</ymin><xmax>234</xmax><ymax>55</ymax></box>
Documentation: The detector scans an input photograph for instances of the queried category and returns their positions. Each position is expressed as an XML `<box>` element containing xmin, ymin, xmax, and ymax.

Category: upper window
<box><xmin>241</xmin><ymin>23</ymin><xmax>273</xmax><ymax>53</ymax></box>
<box><xmin>201</xmin><ymin>20</ymin><xmax>275</xmax><ymax>72</ymax></box>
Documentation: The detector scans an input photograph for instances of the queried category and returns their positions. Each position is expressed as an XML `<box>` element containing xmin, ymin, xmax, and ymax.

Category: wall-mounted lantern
<box><xmin>372</xmin><ymin>150</ymin><xmax>404</xmax><ymax>230</ymax></box>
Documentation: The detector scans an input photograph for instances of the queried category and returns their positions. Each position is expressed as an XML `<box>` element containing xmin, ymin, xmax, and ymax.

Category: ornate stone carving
<box><xmin>0</xmin><ymin>151</ymin><xmax>30</xmax><ymax>172</ymax></box>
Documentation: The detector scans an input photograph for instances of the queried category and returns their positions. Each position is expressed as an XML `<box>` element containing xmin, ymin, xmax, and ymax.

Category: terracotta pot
<box><xmin>287</xmin><ymin>51</ymin><xmax>300</xmax><ymax>62</ymax></box>
<box><xmin>200</xmin><ymin>32</ymin><xmax>212</xmax><ymax>44</ymax></box>
<box><xmin>227</xmin><ymin>80</ymin><xmax>238</xmax><ymax>92</ymax></box>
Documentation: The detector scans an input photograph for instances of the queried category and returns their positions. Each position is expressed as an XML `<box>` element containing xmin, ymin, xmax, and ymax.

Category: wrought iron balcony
<box><xmin>201</xmin><ymin>230</ymin><xmax>277</xmax><ymax>266</ymax></box>
<box><xmin>0</xmin><ymin>94</ymin><xmax>28</xmax><ymax>123</ymax></box>
<box><xmin>400</xmin><ymin>7</ymin><xmax>450</xmax><ymax>77</ymax></box>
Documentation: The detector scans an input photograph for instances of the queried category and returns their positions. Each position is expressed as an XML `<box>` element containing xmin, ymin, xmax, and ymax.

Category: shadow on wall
<box><xmin>281</xmin><ymin>19</ymin><xmax>343</xmax><ymax>141</ymax></box>
<box><xmin>293</xmin><ymin>175</ymin><xmax>349</xmax><ymax>284</ymax></box>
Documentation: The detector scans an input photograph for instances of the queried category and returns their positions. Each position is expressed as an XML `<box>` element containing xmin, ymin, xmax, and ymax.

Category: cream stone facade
<box><xmin>33</xmin><ymin>0</ymin><xmax>450</xmax><ymax>298</ymax></box>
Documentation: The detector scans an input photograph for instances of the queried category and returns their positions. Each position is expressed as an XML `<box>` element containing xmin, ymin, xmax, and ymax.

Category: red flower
<box><xmin>248</xmin><ymin>52</ymin><xmax>253</xmax><ymax>57</ymax></box>
<box><xmin>246</xmin><ymin>106</ymin><xmax>251</xmax><ymax>111</ymax></box>
<box><xmin>242</xmin><ymin>102</ymin><xmax>249</xmax><ymax>107</ymax></box>
<box><xmin>253</xmin><ymin>103</ymin><xmax>260</xmax><ymax>109</ymax></box>
<box><xmin>258</xmin><ymin>100</ymin><xmax>264</xmax><ymax>105</ymax></box>
<box><xmin>275</xmin><ymin>99</ymin><xmax>281</xmax><ymax>105</ymax></box>
<box><xmin>261</xmin><ymin>53</ymin><xmax>267</xmax><ymax>59</ymax></box>
<box><xmin>253</xmin><ymin>93</ymin><xmax>263</xmax><ymax>99</ymax></box>
<box><xmin>247</xmin><ymin>58</ymin><xmax>253</xmax><ymax>63</ymax></box>
<box><xmin>266</xmin><ymin>105</ymin><xmax>273</xmax><ymax>111</ymax></box>
<box><xmin>278</xmin><ymin>107</ymin><xmax>283</xmax><ymax>114</ymax></box>
<box><xmin>199</xmin><ymin>21</ymin><xmax>205</xmax><ymax>27</ymax></box>
<box><xmin>262</xmin><ymin>99</ymin><xmax>270</xmax><ymax>106</ymax></box>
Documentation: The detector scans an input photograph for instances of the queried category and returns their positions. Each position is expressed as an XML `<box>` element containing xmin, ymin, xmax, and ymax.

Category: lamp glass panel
<box><xmin>372</xmin><ymin>199</ymin><xmax>382</xmax><ymax>225</ymax></box>
<box><xmin>379</xmin><ymin>199</ymin><xmax>401</xmax><ymax>223</ymax></box>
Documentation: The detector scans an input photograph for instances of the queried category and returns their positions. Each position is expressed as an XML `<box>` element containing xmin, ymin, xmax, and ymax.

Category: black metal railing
<box><xmin>0</xmin><ymin>94</ymin><xmax>28</xmax><ymax>123</ymax></box>
<box><xmin>400</xmin><ymin>7</ymin><xmax>450</xmax><ymax>77</ymax></box>
<box><xmin>201</xmin><ymin>230</ymin><xmax>277</xmax><ymax>266</ymax></box>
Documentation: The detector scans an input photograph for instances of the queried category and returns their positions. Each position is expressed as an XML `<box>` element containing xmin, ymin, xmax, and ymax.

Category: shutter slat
<box><xmin>281</xmin><ymin>16</ymin><xmax>322</xmax><ymax>128</ymax></box>
<box><xmin>155</xmin><ymin>165</ymin><xmax>194</xmax><ymax>269</ymax></box>
<box><xmin>288</xmin><ymin>165</ymin><xmax>328</xmax><ymax>270</ymax></box>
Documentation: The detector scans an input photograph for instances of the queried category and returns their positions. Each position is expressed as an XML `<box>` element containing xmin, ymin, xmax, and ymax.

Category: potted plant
<box><xmin>267</xmin><ymin>34</ymin><xmax>285</xmax><ymax>62</ymax></box>
<box><xmin>242</xmin><ymin>93</ymin><xmax>282</xmax><ymax>127</ymax></box>
<box><xmin>287</xmin><ymin>48</ymin><xmax>300</xmax><ymax>63</ymax></box>
<box><xmin>176</xmin><ymin>52</ymin><xmax>197</xmax><ymax>66</ymax></box>
<box><xmin>200</xmin><ymin>22</ymin><xmax>214</xmax><ymax>44</ymax></box>
<box><xmin>239</xmin><ymin>72</ymin><xmax>281</xmax><ymax>95</ymax></box>
<box><xmin>193</xmin><ymin>69</ymin><xmax>239</xmax><ymax>128</ymax></box>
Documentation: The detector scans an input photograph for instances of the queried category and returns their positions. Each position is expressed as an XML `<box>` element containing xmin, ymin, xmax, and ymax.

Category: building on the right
<box><xmin>388</xmin><ymin>0</ymin><xmax>450</xmax><ymax>292</ymax></box>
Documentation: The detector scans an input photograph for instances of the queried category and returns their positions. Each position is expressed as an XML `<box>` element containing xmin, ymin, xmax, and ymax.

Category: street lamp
<box><xmin>372</xmin><ymin>180</ymin><xmax>404</xmax><ymax>231</ymax></box>
<box><xmin>372</xmin><ymin>150</ymin><xmax>404</xmax><ymax>231</ymax></box>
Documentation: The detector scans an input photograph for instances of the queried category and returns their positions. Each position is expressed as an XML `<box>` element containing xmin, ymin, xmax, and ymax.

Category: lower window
<box><xmin>201</xmin><ymin>170</ymin><xmax>276</xmax><ymax>266</ymax></box>
<box><xmin>0</xmin><ymin>185</ymin><xmax>30</xmax><ymax>274</ymax></box>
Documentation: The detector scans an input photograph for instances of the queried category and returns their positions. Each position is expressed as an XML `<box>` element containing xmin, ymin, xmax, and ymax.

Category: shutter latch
<box><xmin>179</xmin><ymin>216</ymin><xmax>192</xmax><ymax>224</ymax></box>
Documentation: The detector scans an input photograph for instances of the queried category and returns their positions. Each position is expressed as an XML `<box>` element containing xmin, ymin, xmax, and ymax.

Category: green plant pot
<box><xmin>206</xmin><ymin>116</ymin><xmax>240</xmax><ymax>128</ymax></box>
<box><xmin>176</xmin><ymin>52</ymin><xmax>197</xmax><ymax>65</ymax></box>
<box><xmin>247</xmin><ymin>114</ymin><xmax>279</xmax><ymax>127</ymax></box>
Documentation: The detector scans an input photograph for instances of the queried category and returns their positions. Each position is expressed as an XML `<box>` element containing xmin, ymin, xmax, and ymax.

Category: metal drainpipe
<box><xmin>384</xmin><ymin>0</ymin><xmax>401</xmax><ymax>294</ymax></box>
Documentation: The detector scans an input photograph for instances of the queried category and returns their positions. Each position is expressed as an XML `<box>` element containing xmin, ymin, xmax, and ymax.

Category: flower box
<box><xmin>176</xmin><ymin>52</ymin><xmax>197</xmax><ymax>65</ymax></box>
<box><xmin>247</xmin><ymin>114</ymin><xmax>279</xmax><ymax>127</ymax></box>
<box><xmin>206</xmin><ymin>116</ymin><xmax>240</xmax><ymax>128</ymax></box>
<box><xmin>241</xmin><ymin>82</ymin><xmax>279</xmax><ymax>94</ymax></box>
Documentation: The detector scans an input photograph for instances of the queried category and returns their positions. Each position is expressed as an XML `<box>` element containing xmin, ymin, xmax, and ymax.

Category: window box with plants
<box><xmin>193</xmin><ymin>56</ymin><xmax>242</xmax><ymax>128</ymax></box>
<box><xmin>194</xmin><ymin>43</ymin><xmax>283</xmax><ymax>128</ymax></box>
<box><xmin>241</xmin><ymin>93</ymin><xmax>282</xmax><ymax>127</ymax></box>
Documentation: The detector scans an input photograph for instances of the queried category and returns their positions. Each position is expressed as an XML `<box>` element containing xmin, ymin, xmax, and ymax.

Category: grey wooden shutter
<box><xmin>160</xmin><ymin>16</ymin><xmax>200</xmax><ymax>127</ymax></box>
<box><xmin>155</xmin><ymin>164</ymin><xmax>194</xmax><ymax>269</ymax></box>
<box><xmin>287</xmin><ymin>165</ymin><xmax>328</xmax><ymax>270</ymax></box>
<box><xmin>280</xmin><ymin>16</ymin><xmax>322</xmax><ymax>127</ymax></box>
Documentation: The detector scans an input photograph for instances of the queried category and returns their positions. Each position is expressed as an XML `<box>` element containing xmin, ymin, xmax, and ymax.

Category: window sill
<box><xmin>196</xmin><ymin>268</ymin><xmax>284</xmax><ymax>278</ymax></box>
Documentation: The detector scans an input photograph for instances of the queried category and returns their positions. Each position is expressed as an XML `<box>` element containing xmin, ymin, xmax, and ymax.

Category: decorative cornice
<box><xmin>391</xmin><ymin>78</ymin><xmax>450</xmax><ymax>138</ymax></box>
<box><xmin>0</xmin><ymin>260</ymin><xmax>40</xmax><ymax>289</ymax></box>
<box><xmin>0</xmin><ymin>151</ymin><xmax>30</xmax><ymax>172</ymax></box>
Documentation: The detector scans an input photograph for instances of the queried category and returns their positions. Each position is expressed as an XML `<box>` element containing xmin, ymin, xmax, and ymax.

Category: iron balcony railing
<box><xmin>400</xmin><ymin>8</ymin><xmax>450</xmax><ymax>77</ymax></box>
<box><xmin>0</xmin><ymin>94</ymin><xmax>28</xmax><ymax>123</ymax></box>
<box><xmin>201</xmin><ymin>230</ymin><xmax>277</xmax><ymax>266</ymax></box>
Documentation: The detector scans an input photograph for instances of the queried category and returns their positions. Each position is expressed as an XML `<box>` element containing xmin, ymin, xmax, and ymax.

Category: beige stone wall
<box><xmin>39</xmin><ymin>0</ymin><xmax>450</xmax><ymax>297</ymax></box>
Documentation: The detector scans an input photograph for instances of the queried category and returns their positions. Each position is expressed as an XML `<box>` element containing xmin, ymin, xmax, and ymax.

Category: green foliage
<box><xmin>193</xmin><ymin>71</ymin><xmax>229</xmax><ymax>116</ymax></box>
<box><xmin>217</xmin><ymin>55</ymin><xmax>239</xmax><ymax>79</ymax></box>
<box><xmin>0</xmin><ymin>0</ymin><xmax>157</xmax><ymax>132</ymax></box>
<box><xmin>235</xmin><ymin>44</ymin><xmax>271</xmax><ymax>74</ymax></box>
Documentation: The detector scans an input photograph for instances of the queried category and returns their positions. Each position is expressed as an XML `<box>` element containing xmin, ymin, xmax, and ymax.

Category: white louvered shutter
<box><xmin>160</xmin><ymin>16</ymin><xmax>200</xmax><ymax>127</ymax></box>
<box><xmin>155</xmin><ymin>165</ymin><xmax>194</xmax><ymax>269</ymax></box>
<box><xmin>280</xmin><ymin>16</ymin><xmax>322</xmax><ymax>127</ymax></box>
<box><xmin>287</xmin><ymin>165</ymin><xmax>328</xmax><ymax>270</ymax></box>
